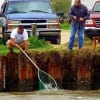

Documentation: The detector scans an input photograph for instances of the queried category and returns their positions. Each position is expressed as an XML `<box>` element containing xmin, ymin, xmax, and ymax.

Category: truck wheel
<box><xmin>56</xmin><ymin>36</ymin><xmax>61</xmax><ymax>44</ymax></box>
<box><xmin>2</xmin><ymin>34</ymin><xmax>8</xmax><ymax>45</ymax></box>
<box><xmin>2</xmin><ymin>27</ymin><xmax>9</xmax><ymax>45</ymax></box>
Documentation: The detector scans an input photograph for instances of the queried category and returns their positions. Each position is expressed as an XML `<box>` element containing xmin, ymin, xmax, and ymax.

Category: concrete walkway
<box><xmin>61</xmin><ymin>30</ymin><xmax>70</xmax><ymax>44</ymax></box>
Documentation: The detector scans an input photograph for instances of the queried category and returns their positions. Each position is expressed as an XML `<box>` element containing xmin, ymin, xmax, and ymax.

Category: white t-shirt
<box><xmin>10</xmin><ymin>28</ymin><xmax>28</xmax><ymax>43</ymax></box>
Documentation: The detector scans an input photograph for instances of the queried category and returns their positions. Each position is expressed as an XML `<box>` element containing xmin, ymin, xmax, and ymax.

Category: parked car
<box><xmin>85</xmin><ymin>0</ymin><xmax>100</xmax><ymax>39</ymax></box>
<box><xmin>0</xmin><ymin>0</ymin><xmax>61</xmax><ymax>44</ymax></box>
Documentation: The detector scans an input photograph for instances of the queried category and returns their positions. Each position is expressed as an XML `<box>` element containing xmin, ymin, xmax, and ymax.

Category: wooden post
<box><xmin>6</xmin><ymin>52</ymin><xmax>19</xmax><ymax>91</ymax></box>
<box><xmin>93</xmin><ymin>37</ymin><xmax>96</xmax><ymax>49</ymax></box>
<box><xmin>2</xmin><ymin>56</ymin><xmax>7</xmax><ymax>91</ymax></box>
<box><xmin>18</xmin><ymin>53</ymin><xmax>38</xmax><ymax>91</ymax></box>
<box><xmin>93</xmin><ymin>37</ymin><xmax>100</xmax><ymax>49</ymax></box>
<box><xmin>48</xmin><ymin>52</ymin><xmax>63</xmax><ymax>88</ymax></box>
<box><xmin>0</xmin><ymin>56</ymin><xmax>3</xmax><ymax>91</ymax></box>
<box><xmin>48</xmin><ymin>63</ymin><xmax>63</xmax><ymax>88</ymax></box>
<box><xmin>32</xmin><ymin>24</ymin><xmax>37</xmax><ymax>37</ymax></box>
<box><xmin>0</xmin><ymin>56</ymin><xmax>7</xmax><ymax>91</ymax></box>
<box><xmin>77</xmin><ymin>64</ymin><xmax>92</xmax><ymax>90</ymax></box>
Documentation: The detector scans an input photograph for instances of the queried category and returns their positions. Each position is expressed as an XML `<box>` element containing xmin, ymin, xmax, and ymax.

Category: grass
<box><xmin>29</xmin><ymin>36</ymin><xmax>53</xmax><ymax>49</ymax></box>
<box><xmin>0</xmin><ymin>36</ymin><xmax>54</xmax><ymax>55</ymax></box>
<box><xmin>0</xmin><ymin>44</ymin><xmax>21</xmax><ymax>55</ymax></box>
<box><xmin>0</xmin><ymin>36</ymin><xmax>100</xmax><ymax>55</ymax></box>
<box><xmin>0</xmin><ymin>44</ymin><xmax>9</xmax><ymax>55</ymax></box>
<box><xmin>60</xmin><ymin>23</ymin><xmax>70</xmax><ymax>30</ymax></box>
<box><xmin>0</xmin><ymin>44</ymin><xmax>54</xmax><ymax>55</ymax></box>
<box><xmin>0</xmin><ymin>30</ymin><xmax>100</xmax><ymax>55</ymax></box>
<box><xmin>0</xmin><ymin>38</ymin><xmax>9</xmax><ymax>55</ymax></box>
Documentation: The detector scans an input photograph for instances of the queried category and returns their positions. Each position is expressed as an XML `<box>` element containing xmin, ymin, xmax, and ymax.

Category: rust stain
<box><xmin>77</xmin><ymin>64</ymin><xmax>91</xmax><ymax>81</ymax></box>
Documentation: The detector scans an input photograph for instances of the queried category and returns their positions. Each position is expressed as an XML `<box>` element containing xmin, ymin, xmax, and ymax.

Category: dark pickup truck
<box><xmin>85</xmin><ymin>0</ymin><xmax>100</xmax><ymax>39</ymax></box>
<box><xmin>0</xmin><ymin>0</ymin><xmax>61</xmax><ymax>44</ymax></box>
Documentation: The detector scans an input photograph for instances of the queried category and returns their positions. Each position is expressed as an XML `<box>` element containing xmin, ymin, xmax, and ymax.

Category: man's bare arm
<box><xmin>10</xmin><ymin>38</ymin><xmax>20</xmax><ymax>49</ymax></box>
<box><xmin>24</xmin><ymin>40</ymin><xmax>29</xmax><ymax>52</ymax></box>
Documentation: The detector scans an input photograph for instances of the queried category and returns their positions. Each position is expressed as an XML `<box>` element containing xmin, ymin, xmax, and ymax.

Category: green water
<box><xmin>0</xmin><ymin>90</ymin><xmax>100</xmax><ymax>100</ymax></box>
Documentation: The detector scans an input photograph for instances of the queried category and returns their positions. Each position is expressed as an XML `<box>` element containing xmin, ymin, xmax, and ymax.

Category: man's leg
<box><xmin>19</xmin><ymin>42</ymin><xmax>25</xmax><ymax>50</ymax></box>
<box><xmin>19</xmin><ymin>41</ymin><xmax>29</xmax><ymax>50</ymax></box>
<box><xmin>77</xmin><ymin>27</ymin><xmax>84</xmax><ymax>49</ymax></box>
<box><xmin>68</xmin><ymin>26</ymin><xmax>77</xmax><ymax>50</ymax></box>
<box><xmin>6</xmin><ymin>40</ymin><xmax>13</xmax><ymax>52</ymax></box>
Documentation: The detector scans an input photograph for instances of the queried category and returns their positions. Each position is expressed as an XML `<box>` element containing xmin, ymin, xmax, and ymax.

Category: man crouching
<box><xmin>6</xmin><ymin>25</ymin><xmax>29</xmax><ymax>52</ymax></box>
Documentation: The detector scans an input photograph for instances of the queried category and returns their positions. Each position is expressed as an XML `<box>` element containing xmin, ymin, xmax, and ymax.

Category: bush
<box><xmin>29</xmin><ymin>36</ymin><xmax>51</xmax><ymax>49</ymax></box>
<box><xmin>0</xmin><ymin>38</ymin><xmax>3</xmax><ymax>44</ymax></box>
<box><xmin>60</xmin><ymin>23</ymin><xmax>70</xmax><ymax>30</ymax></box>
<box><xmin>51</xmin><ymin>0</ymin><xmax>71</xmax><ymax>14</ymax></box>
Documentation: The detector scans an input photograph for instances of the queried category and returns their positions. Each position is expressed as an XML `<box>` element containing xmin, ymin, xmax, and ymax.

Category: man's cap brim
<box><xmin>18</xmin><ymin>25</ymin><xmax>24</xmax><ymax>28</ymax></box>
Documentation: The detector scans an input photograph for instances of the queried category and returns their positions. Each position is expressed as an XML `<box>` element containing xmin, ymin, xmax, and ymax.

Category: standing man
<box><xmin>6</xmin><ymin>25</ymin><xmax>29</xmax><ymax>52</ymax></box>
<box><xmin>68</xmin><ymin>0</ymin><xmax>89</xmax><ymax>50</ymax></box>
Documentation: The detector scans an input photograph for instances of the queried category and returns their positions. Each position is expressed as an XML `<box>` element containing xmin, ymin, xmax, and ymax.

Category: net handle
<box><xmin>18</xmin><ymin>46</ymin><xmax>57</xmax><ymax>89</ymax></box>
<box><xmin>19</xmin><ymin>47</ymin><xmax>39</xmax><ymax>70</ymax></box>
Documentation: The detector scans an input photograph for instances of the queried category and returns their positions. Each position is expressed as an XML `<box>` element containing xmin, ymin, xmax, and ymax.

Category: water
<box><xmin>0</xmin><ymin>90</ymin><xmax>100</xmax><ymax>100</ymax></box>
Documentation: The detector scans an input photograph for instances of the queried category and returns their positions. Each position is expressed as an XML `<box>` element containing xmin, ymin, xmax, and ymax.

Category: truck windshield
<box><xmin>7</xmin><ymin>0</ymin><xmax>53</xmax><ymax>14</ymax></box>
<box><xmin>93</xmin><ymin>2</ymin><xmax>100</xmax><ymax>12</ymax></box>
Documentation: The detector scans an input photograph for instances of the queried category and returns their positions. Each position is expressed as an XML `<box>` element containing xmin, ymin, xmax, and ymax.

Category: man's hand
<box><xmin>15</xmin><ymin>44</ymin><xmax>20</xmax><ymax>49</ymax></box>
<box><xmin>73</xmin><ymin>16</ymin><xmax>77</xmax><ymax>21</ymax></box>
<box><xmin>79</xmin><ymin>17</ymin><xmax>84</xmax><ymax>22</ymax></box>
<box><xmin>24</xmin><ymin>40</ymin><xmax>29</xmax><ymax>52</ymax></box>
<box><xmin>24</xmin><ymin>49</ymin><xmax>28</xmax><ymax>53</ymax></box>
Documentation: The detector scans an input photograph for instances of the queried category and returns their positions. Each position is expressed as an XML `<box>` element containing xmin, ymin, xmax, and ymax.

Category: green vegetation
<box><xmin>0</xmin><ymin>38</ymin><xmax>8</xmax><ymax>55</ymax></box>
<box><xmin>0</xmin><ymin>26</ymin><xmax>99</xmax><ymax>55</ymax></box>
<box><xmin>0</xmin><ymin>35</ymin><xmax>100</xmax><ymax>55</ymax></box>
<box><xmin>0</xmin><ymin>44</ymin><xmax>8</xmax><ymax>55</ymax></box>
<box><xmin>29</xmin><ymin>36</ymin><xmax>52</xmax><ymax>49</ymax></box>
<box><xmin>51</xmin><ymin>0</ymin><xmax>71</xmax><ymax>14</ymax></box>
<box><xmin>60</xmin><ymin>23</ymin><xmax>70</xmax><ymax>30</ymax></box>
<box><xmin>0</xmin><ymin>36</ymin><xmax>53</xmax><ymax>55</ymax></box>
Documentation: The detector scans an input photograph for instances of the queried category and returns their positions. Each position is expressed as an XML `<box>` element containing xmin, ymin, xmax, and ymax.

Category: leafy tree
<box><xmin>51</xmin><ymin>0</ymin><xmax>71</xmax><ymax>14</ymax></box>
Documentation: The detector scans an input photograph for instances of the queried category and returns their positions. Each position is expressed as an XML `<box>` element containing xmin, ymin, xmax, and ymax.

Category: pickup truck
<box><xmin>85</xmin><ymin>0</ymin><xmax>100</xmax><ymax>39</ymax></box>
<box><xmin>0</xmin><ymin>0</ymin><xmax>61</xmax><ymax>44</ymax></box>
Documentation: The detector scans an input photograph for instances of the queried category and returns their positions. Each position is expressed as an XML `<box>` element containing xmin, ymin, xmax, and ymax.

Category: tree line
<box><xmin>51</xmin><ymin>0</ymin><xmax>71</xmax><ymax>14</ymax></box>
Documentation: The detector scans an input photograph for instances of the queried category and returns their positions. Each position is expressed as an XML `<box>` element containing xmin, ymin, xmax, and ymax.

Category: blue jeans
<box><xmin>68</xmin><ymin>26</ymin><xmax>84</xmax><ymax>50</ymax></box>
